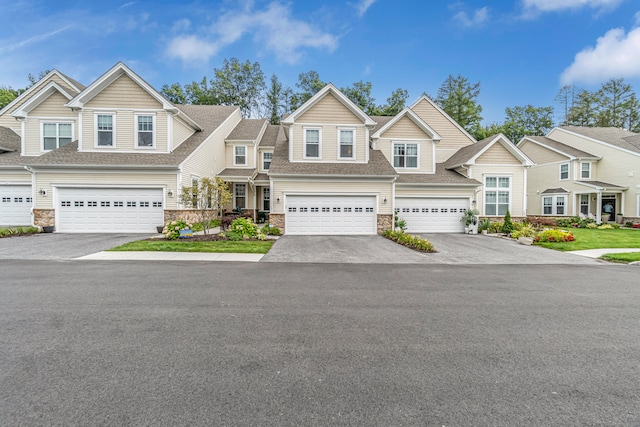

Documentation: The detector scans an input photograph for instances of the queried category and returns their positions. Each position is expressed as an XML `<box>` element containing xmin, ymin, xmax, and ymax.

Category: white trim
<box><xmin>134</xmin><ymin>113</ymin><xmax>156</xmax><ymax>149</ymax></box>
<box><xmin>233</xmin><ymin>145</ymin><xmax>248</xmax><ymax>166</ymax></box>
<box><xmin>469</xmin><ymin>134</ymin><xmax>534</xmax><ymax>167</ymax></box>
<box><xmin>542</xmin><ymin>194</ymin><xmax>567</xmax><ymax>216</ymax></box>
<box><xmin>518</xmin><ymin>135</ymin><xmax>599</xmax><ymax>160</ymax></box>
<box><xmin>371</xmin><ymin>108</ymin><xmax>442</xmax><ymax>140</ymax></box>
<box><xmin>234</xmin><ymin>183</ymin><xmax>247</xmax><ymax>209</ymax></box>
<box><xmin>559</xmin><ymin>162</ymin><xmax>569</xmax><ymax>180</ymax></box>
<box><xmin>167</xmin><ymin>112</ymin><xmax>173</xmax><ymax>152</ymax></box>
<box><xmin>1</xmin><ymin>71</ymin><xmax>81</xmax><ymax>117</ymax></box>
<box><xmin>552</xmin><ymin>127</ymin><xmax>640</xmax><ymax>158</ymax></box>
<box><xmin>40</xmin><ymin>121</ymin><xmax>75</xmax><ymax>152</ymax></box>
<box><xmin>94</xmin><ymin>112</ymin><xmax>116</xmax><ymax>148</ymax></box>
<box><xmin>77</xmin><ymin>110</ymin><xmax>83</xmax><ymax>151</ymax></box>
<box><xmin>580</xmin><ymin>161</ymin><xmax>591</xmax><ymax>179</ymax></box>
<box><xmin>483</xmin><ymin>174</ymin><xmax>512</xmax><ymax>216</ymax></box>
<box><xmin>20</xmin><ymin>120</ymin><xmax>26</xmax><ymax>156</ymax></box>
<box><xmin>262</xmin><ymin>151</ymin><xmax>273</xmax><ymax>172</ymax></box>
<box><xmin>392</xmin><ymin>140</ymin><xmax>420</xmax><ymax>170</ymax></box>
<box><xmin>262</xmin><ymin>186</ymin><xmax>270</xmax><ymax>212</ymax></box>
<box><xmin>337</xmin><ymin>127</ymin><xmax>356</xmax><ymax>160</ymax></box>
<box><xmin>303</xmin><ymin>127</ymin><xmax>322</xmax><ymax>160</ymax></box>
<box><xmin>637</xmin><ymin>194</ymin><xmax>640</xmax><ymax>217</ymax></box>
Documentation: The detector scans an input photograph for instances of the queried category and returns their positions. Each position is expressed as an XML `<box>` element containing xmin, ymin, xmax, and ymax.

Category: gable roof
<box><xmin>0</xmin><ymin>126</ymin><xmax>24</xmax><ymax>166</ymax></box>
<box><xmin>443</xmin><ymin>134</ymin><xmax>533</xmax><ymax>169</ymax></box>
<box><xmin>226</xmin><ymin>119</ymin><xmax>267</xmax><ymax>141</ymax></box>
<box><xmin>519</xmin><ymin>135</ymin><xmax>599</xmax><ymax>159</ymax></box>
<box><xmin>541</xmin><ymin>188</ymin><xmax>569</xmax><ymax>194</ymax></box>
<box><xmin>10</xmin><ymin>81</ymin><xmax>75</xmax><ymax>118</ymax></box>
<box><xmin>259</xmin><ymin>124</ymin><xmax>282</xmax><ymax>147</ymax></box>
<box><xmin>370</xmin><ymin>108</ymin><xmax>442</xmax><ymax>140</ymax></box>
<box><xmin>24</xmin><ymin>105</ymin><xmax>238</xmax><ymax>168</ymax></box>
<box><xmin>368</xmin><ymin>116</ymin><xmax>394</xmax><ymax>134</ymax></box>
<box><xmin>281</xmin><ymin>83</ymin><xmax>376</xmax><ymax>126</ymax></box>
<box><xmin>556</xmin><ymin>126</ymin><xmax>640</xmax><ymax>155</ymax></box>
<box><xmin>409</xmin><ymin>95</ymin><xmax>477</xmax><ymax>143</ymax></box>
<box><xmin>396</xmin><ymin>164</ymin><xmax>481</xmax><ymax>186</ymax></box>
<box><xmin>0</xmin><ymin>70</ymin><xmax>84</xmax><ymax>117</ymax></box>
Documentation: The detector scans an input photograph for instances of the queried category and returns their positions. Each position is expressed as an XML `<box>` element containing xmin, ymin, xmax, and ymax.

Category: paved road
<box><xmin>2</xmin><ymin>261</ymin><xmax>639</xmax><ymax>426</ymax></box>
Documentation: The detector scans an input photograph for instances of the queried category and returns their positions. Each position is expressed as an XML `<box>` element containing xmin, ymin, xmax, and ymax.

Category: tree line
<box><xmin>3</xmin><ymin>59</ymin><xmax>639</xmax><ymax>144</ymax></box>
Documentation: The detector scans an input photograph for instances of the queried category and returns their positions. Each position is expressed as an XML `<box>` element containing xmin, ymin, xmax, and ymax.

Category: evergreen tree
<box><xmin>435</xmin><ymin>74</ymin><xmax>483</xmax><ymax>135</ymax></box>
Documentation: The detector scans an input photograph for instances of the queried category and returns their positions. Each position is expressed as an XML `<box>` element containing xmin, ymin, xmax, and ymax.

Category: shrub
<box><xmin>382</xmin><ymin>229</ymin><xmax>435</xmax><ymax>252</ymax></box>
<box><xmin>478</xmin><ymin>218</ymin><xmax>491</xmax><ymax>232</ymax></box>
<box><xmin>221</xmin><ymin>215</ymin><xmax>238</xmax><ymax>231</ymax></box>
<box><xmin>625</xmin><ymin>221</ymin><xmax>634</xmax><ymax>228</ymax></box>
<box><xmin>597</xmin><ymin>223</ymin><xmax>614</xmax><ymax>230</ymax></box>
<box><xmin>586</xmin><ymin>222</ymin><xmax>598</xmax><ymax>229</ymax></box>
<box><xmin>230</xmin><ymin>217</ymin><xmax>258</xmax><ymax>237</ymax></box>
<box><xmin>487</xmin><ymin>221</ymin><xmax>504</xmax><ymax>233</ymax></box>
<box><xmin>163</xmin><ymin>219</ymin><xmax>192</xmax><ymax>240</ymax></box>
<box><xmin>510</xmin><ymin>224</ymin><xmax>536</xmax><ymax>239</ymax></box>
<box><xmin>502</xmin><ymin>210</ymin><xmax>514</xmax><ymax>235</ymax></box>
<box><xmin>394</xmin><ymin>210</ymin><xmax>407</xmax><ymax>232</ymax></box>
<box><xmin>261</xmin><ymin>225</ymin><xmax>281</xmax><ymax>236</ymax></box>
<box><xmin>556</xmin><ymin>216</ymin><xmax>581</xmax><ymax>227</ymax></box>
<box><xmin>222</xmin><ymin>231</ymin><xmax>242</xmax><ymax>241</ymax></box>
<box><xmin>534</xmin><ymin>229</ymin><xmax>575</xmax><ymax>243</ymax></box>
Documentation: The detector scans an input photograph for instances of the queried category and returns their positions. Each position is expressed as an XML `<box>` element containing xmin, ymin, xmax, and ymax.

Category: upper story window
<box><xmin>96</xmin><ymin>114</ymin><xmax>115</xmax><ymax>147</ymax></box>
<box><xmin>234</xmin><ymin>146</ymin><xmax>247</xmax><ymax>166</ymax></box>
<box><xmin>559</xmin><ymin>163</ymin><xmax>569</xmax><ymax>180</ymax></box>
<box><xmin>581</xmin><ymin>162</ymin><xmax>591</xmax><ymax>179</ymax></box>
<box><xmin>485</xmin><ymin>176</ymin><xmax>510</xmax><ymax>216</ymax></box>
<box><xmin>339</xmin><ymin>129</ymin><xmax>355</xmax><ymax>159</ymax></box>
<box><xmin>42</xmin><ymin>122</ymin><xmax>72</xmax><ymax>151</ymax></box>
<box><xmin>136</xmin><ymin>115</ymin><xmax>154</xmax><ymax>148</ymax></box>
<box><xmin>304</xmin><ymin>128</ymin><xmax>321</xmax><ymax>159</ymax></box>
<box><xmin>393</xmin><ymin>143</ymin><xmax>418</xmax><ymax>168</ymax></box>
<box><xmin>262</xmin><ymin>152</ymin><xmax>272</xmax><ymax>170</ymax></box>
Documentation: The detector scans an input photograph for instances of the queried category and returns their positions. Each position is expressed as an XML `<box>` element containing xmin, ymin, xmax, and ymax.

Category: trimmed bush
<box><xmin>502</xmin><ymin>210</ymin><xmax>514</xmax><ymax>235</ymax></box>
<box><xmin>163</xmin><ymin>219</ymin><xmax>192</xmax><ymax>240</ymax></box>
<box><xmin>382</xmin><ymin>230</ymin><xmax>435</xmax><ymax>253</ymax></box>
<box><xmin>534</xmin><ymin>229</ymin><xmax>575</xmax><ymax>243</ymax></box>
<box><xmin>510</xmin><ymin>224</ymin><xmax>536</xmax><ymax>239</ymax></box>
<box><xmin>230</xmin><ymin>217</ymin><xmax>258</xmax><ymax>238</ymax></box>
<box><xmin>261</xmin><ymin>225</ymin><xmax>281</xmax><ymax>236</ymax></box>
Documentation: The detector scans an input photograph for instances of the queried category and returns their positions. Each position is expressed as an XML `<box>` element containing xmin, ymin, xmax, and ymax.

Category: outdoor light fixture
<box><xmin>39</xmin><ymin>189</ymin><xmax>47</xmax><ymax>196</ymax></box>
<box><xmin>277</xmin><ymin>197</ymin><xmax>280</xmax><ymax>203</ymax></box>
<box><xmin>167</xmin><ymin>190</ymin><xmax>173</xmax><ymax>197</ymax></box>
<box><xmin>383</xmin><ymin>197</ymin><xmax>387</xmax><ymax>203</ymax></box>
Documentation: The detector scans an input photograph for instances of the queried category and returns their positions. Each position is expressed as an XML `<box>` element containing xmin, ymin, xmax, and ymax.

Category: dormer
<box><xmin>281</xmin><ymin>84</ymin><xmax>376</xmax><ymax>164</ymax></box>
<box><xmin>370</xmin><ymin>108</ymin><xmax>441</xmax><ymax>174</ymax></box>
<box><xmin>224</xmin><ymin>119</ymin><xmax>268</xmax><ymax>169</ymax></box>
<box><xmin>65</xmin><ymin>62</ymin><xmax>201</xmax><ymax>154</ymax></box>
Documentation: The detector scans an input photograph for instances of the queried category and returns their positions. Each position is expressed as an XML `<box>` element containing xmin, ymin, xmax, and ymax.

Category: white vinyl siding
<box><xmin>484</xmin><ymin>176</ymin><xmax>510</xmax><ymax>216</ymax></box>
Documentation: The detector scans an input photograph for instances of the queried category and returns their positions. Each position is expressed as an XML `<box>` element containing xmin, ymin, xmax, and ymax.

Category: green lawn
<box><xmin>535</xmin><ymin>228</ymin><xmax>640</xmax><ymax>251</ymax></box>
<box><xmin>108</xmin><ymin>239</ymin><xmax>274</xmax><ymax>254</ymax></box>
<box><xmin>600</xmin><ymin>252</ymin><xmax>640</xmax><ymax>264</ymax></box>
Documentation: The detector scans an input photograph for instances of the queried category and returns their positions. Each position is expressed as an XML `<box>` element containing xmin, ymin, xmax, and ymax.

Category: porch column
<box><xmin>621</xmin><ymin>193</ymin><xmax>625</xmax><ymax>217</ymax></box>
<box><xmin>596</xmin><ymin>192</ymin><xmax>602</xmax><ymax>223</ymax></box>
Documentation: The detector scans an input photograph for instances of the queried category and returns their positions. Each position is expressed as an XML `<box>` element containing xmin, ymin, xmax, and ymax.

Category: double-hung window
<box><xmin>234</xmin><ymin>146</ymin><xmax>247</xmax><ymax>166</ymax></box>
<box><xmin>484</xmin><ymin>176</ymin><xmax>510</xmax><ymax>215</ymax></box>
<box><xmin>543</xmin><ymin>195</ymin><xmax>566</xmax><ymax>215</ymax></box>
<box><xmin>305</xmin><ymin>128</ymin><xmax>320</xmax><ymax>158</ymax></box>
<box><xmin>136</xmin><ymin>115</ymin><xmax>154</xmax><ymax>148</ymax></box>
<box><xmin>263</xmin><ymin>188</ymin><xmax>270</xmax><ymax>211</ymax></box>
<box><xmin>393</xmin><ymin>143</ymin><xmax>418</xmax><ymax>168</ymax></box>
<box><xmin>43</xmin><ymin>123</ymin><xmax>72</xmax><ymax>150</ymax></box>
<box><xmin>339</xmin><ymin>129</ymin><xmax>354</xmax><ymax>159</ymax></box>
<box><xmin>560</xmin><ymin>163</ymin><xmax>569</xmax><ymax>180</ymax></box>
<box><xmin>96</xmin><ymin>114</ymin><xmax>114</xmax><ymax>147</ymax></box>
<box><xmin>235</xmin><ymin>183</ymin><xmax>246</xmax><ymax>209</ymax></box>
<box><xmin>581</xmin><ymin>162</ymin><xmax>591</xmax><ymax>179</ymax></box>
<box><xmin>262</xmin><ymin>152</ymin><xmax>272</xmax><ymax>170</ymax></box>
<box><xmin>580</xmin><ymin>194</ymin><xmax>589</xmax><ymax>215</ymax></box>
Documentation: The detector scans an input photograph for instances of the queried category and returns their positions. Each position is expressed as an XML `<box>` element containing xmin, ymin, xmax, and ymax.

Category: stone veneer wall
<box><xmin>33</xmin><ymin>209</ymin><xmax>55</xmax><ymax>227</ymax></box>
<box><xmin>164</xmin><ymin>209</ymin><xmax>203</xmax><ymax>225</ymax></box>
<box><xmin>377</xmin><ymin>214</ymin><xmax>393</xmax><ymax>234</ymax></box>
<box><xmin>269</xmin><ymin>213</ymin><xmax>284</xmax><ymax>232</ymax></box>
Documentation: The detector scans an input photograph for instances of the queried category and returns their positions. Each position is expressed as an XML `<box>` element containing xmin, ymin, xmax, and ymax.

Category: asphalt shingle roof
<box><xmin>541</xmin><ymin>188</ymin><xmax>569</xmax><ymax>194</ymax></box>
<box><xmin>24</xmin><ymin>105</ymin><xmax>238</xmax><ymax>167</ymax></box>
<box><xmin>396</xmin><ymin>164</ymin><xmax>481</xmax><ymax>185</ymax></box>
<box><xmin>576</xmin><ymin>180</ymin><xmax>626</xmax><ymax>189</ymax></box>
<box><xmin>368</xmin><ymin>116</ymin><xmax>394</xmax><ymax>135</ymax></box>
<box><xmin>226</xmin><ymin>119</ymin><xmax>266</xmax><ymax>141</ymax></box>
<box><xmin>0</xmin><ymin>126</ymin><xmax>23</xmax><ymax>166</ymax></box>
<box><xmin>559</xmin><ymin>126</ymin><xmax>640</xmax><ymax>154</ymax></box>
<box><xmin>524</xmin><ymin>135</ymin><xmax>599</xmax><ymax>158</ymax></box>
<box><xmin>258</xmin><ymin>125</ymin><xmax>281</xmax><ymax>147</ymax></box>
<box><xmin>443</xmin><ymin>136</ymin><xmax>493</xmax><ymax>169</ymax></box>
<box><xmin>218</xmin><ymin>168</ymin><xmax>256</xmax><ymax>178</ymax></box>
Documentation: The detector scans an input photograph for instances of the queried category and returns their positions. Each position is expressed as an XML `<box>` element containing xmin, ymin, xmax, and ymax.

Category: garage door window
<box><xmin>485</xmin><ymin>176</ymin><xmax>510</xmax><ymax>215</ymax></box>
<box><xmin>43</xmin><ymin>123</ymin><xmax>73</xmax><ymax>150</ymax></box>
<box><xmin>393</xmin><ymin>143</ymin><xmax>418</xmax><ymax>168</ymax></box>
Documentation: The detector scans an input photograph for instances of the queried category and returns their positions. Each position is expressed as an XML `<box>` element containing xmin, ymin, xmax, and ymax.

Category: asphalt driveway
<box><xmin>0</xmin><ymin>233</ymin><xmax>150</xmax><ymax>260</ymax></box>
<box><xmin>262</xmin><ymin>234</ymin><xmax>602</xmax><ymax>264</ymax></box>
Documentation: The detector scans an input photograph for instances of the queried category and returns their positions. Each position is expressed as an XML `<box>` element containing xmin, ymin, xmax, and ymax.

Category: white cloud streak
<box><xmin>0</xmin><ymin>25</ymin><xmax>73</xmax><ymax>54</ymax></box>
<box><xmin>453</xmin><ymin>7</ymin><xmax>489</xmax><ymax>27</ymax></box>
<box><xmin>165</xmin><ymin>35</ymin><xmax>219</xmax><ymax>63</ymax></box>
<box><xmin>357</xmin><ymin>0</ymin><xmax>377</xmax><ymax>17</ymax></box>
<box><xmin>561</xmin><ymin>27</ymin><xmax>640</xmax><ymax>84</ymax></box>
<box><xmin>523</xmin><ymin>0</ymin><xmax>623</xmax><ymax>12</ymax></box>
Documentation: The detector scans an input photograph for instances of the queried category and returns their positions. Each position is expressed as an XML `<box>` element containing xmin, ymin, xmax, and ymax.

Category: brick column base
<box><xmin>33</xmin><ymin>209</ymin><xmax>55</xmax><ymax>227</ymax></box>
<box><xmin>269</xmin><ymin>213</ymin><xmax>285</xmax><ymax>233</ymax></box>
<box><xmin>377</xmin><ymin>214</ymin><xmax>393</xmax><ymax>234</ymax></box>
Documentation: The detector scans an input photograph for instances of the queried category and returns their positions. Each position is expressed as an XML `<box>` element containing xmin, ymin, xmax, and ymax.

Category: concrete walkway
<box><xmin>77</xmin><ymin>251</ymin><xmax>263</xmax><ymax>262</ymax></box>
<box><xmin>567</xmin><ymin>248</ymin><xmax>640</xmax><ymax>258</ymax></box>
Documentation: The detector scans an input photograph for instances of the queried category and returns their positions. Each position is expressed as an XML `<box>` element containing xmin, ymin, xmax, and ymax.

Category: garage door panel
<box><xmin>58</xmin><ymin>188</ymin><xmax>163</xmax><ymax>233</ymax></box>
<box><xmin>396</xmin><ymin>198</ymin><xmax>468</xmax><ymax>233</ymax></box>
<box><xmin>286</xmin><ymin>195</ymin><xmax>376</xmax><ymax>235</ymax></box>
<box><xmin>0</xmin><ymin>185</ymin><xmax>33</xmax><ymax>226</ymax></box>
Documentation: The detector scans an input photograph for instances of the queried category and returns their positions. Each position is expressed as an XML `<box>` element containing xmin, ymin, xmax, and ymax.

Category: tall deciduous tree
<box><xmin>291</xmin><ymin>70</ymin><xmax>325</xmax><ymax>109</ymax></box>
<box><xmin>210</xmin><ymin>58</ymin><xmax>265</xmax><ymax>117</ymax></box>
<box><xmin>0</xmin><ymin>86</ymin><xmax>18</xmax><ymax>109</ymax></box>
<box><xmin>378</xmin><ymin>88</ymin><xmax>409</xmax><ymax>116</ymax></box>
<box><xmin>435</xmin><ymin>74</ymin><xmax>483</xmax><ymax>135</ymax></box>
<box><xmin>555</xmin><ymin>84</ymin><xmax>578</xmax><ymax>126</ymax></box>
<box><xmin>502</xmin><ymin>105</ymin><xmax>554</xmax><ymax>143</ymax></box>
<box><xmin>341</xmin><ymin>81</ymin><xmax>377</xmax><ymax>114</ymax></box>
<box><xmin>567</xmin><ymin>89</ymin><xmax>600</xmax><ymax>127</ymax></box>
<box><xmin>264</xmin><ymin>74</ymin><xmax>293</xmax><ymax>125</ymax></box>
<box><xmin>597</xmin><ymin>78</ymin><xmax>634</xmax><ymax>127</ymax></box>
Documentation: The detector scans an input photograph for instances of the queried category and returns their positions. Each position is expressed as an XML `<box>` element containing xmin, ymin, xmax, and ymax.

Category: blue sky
<box><xmin>2</xmin><ymin>0</ymin><xmax>640</xmax><ymax>124</ymax></box>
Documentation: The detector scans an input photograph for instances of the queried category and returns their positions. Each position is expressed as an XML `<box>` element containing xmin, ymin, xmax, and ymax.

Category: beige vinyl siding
<box><xmin>472</xmin><ymin>165</ymin><xmax>526</xmax><ymax>217</ymax></box>
<box><xmin>85</xmin><ymin>74</ymin><xmax>162</xmax><ymax>109</ymax></box>
<box><xmin>258</xmin><ymin>148</ymin><xmax>274</xmax><ymax>173</ymax></box>
<box><xmin>173</xmin><ymin>117</ymin><xmax>195</xmax><ymax>148</ymax></box>
<box><xmin>24</xmin><ymin>92</ymin><xmax>78</xmax><ymax>155</ymax></box>
<box><xmin>81</xmin><ymin>110</ymin><xmax>168</xmax><ymax>152</ymax></box>
<box><xmin>2</xmin><ymin>74</ymin><xmax>74</xmax><ymax>117</ymax></box>
<box><xmin>518</xmin><ymin>139</ymin><xmax>569</xmax><ymax>164</ymax></box>
<box><xmin>0</xmin><ymin>115</ymin><xmax>20</xmax><ymax>132</ymax></box>
<box><xmin>181</xmin><ymin>109</ymin><xmax>242</xmax><ymax>188</ymax></box>
<box><xmin>411</xmin><ymin>98</ymin><xmax>474</xmax><ymax>156</ymax></box>
<box><xmin>298</xmin><ymin>93</ymin><xmax>361</xmax><ymax>123</ymax></box>
<box><xmin>476</xmin><ymin>143</ymin><xmax>521</xmax><ymax>164</ymax></box>
<box><xmin>290</xmin><ymin>124</ymin><xmax>367</xmax><ymax>162</ymax></box>
<box><xmin>34</xmin><ymin>171</ymin><xmax>178</xmax><ymax>209</ymax></box>
<box><xmin>379</xmin><ymin>116</ymin><xmax>428</xmax><ymax>139</ymax></box>
<box><xmin>271</xmin><ymin>179</ymin><xmax>393</xmax><ymax>215</ymax></box>
<box><xmin>225</xmin><ymin>143</ymin><xmax>255</xmax><ymax>169</ymax></box>
<box><xmin>435</xmin><ymin>148</ymin><xmax>461</xmax><ymax>163</ymax></box>
<box><xmin>377</xmin><ymin>138</ymin><xmax>434</xmax><ymax>173</ymax></box>
<box><xmin>29</xmin><ymin>92</ymin><xmax>75</xmax><ymax>117</ymax></box>
<box><xmin>0</xmin><ymin>170</ymin><xmax>31</xmax><ymax>182</ymax></box>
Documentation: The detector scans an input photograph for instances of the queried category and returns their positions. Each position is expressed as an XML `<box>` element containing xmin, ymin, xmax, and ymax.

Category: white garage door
<box><xmin>0</xmin><ymin>185</ymin><xmax>33</xmax><ymax>226</ymax></box>
<box><xmin>395</xmin><ymin>198</ymin><xmax>469</xmax><ymax>233</ymax></box>
<box><xmin>57</xmin><ymin>188</ymin><xmax>164</xmax><ymax>233</ymax></box>
<box><xmin>286</xmin><ymin>195</ymin><xmax>377</xmax><ymax>235</ymax></box>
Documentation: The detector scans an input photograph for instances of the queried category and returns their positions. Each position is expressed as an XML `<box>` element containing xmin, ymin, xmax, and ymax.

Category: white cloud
<box><xmin>0</xmin><ymin>25</ymin><xmax>73</xmax><ymax>54</ymax></box>
<box><xmin>561</xmin><ymin>27</ymin><xmax>640</xmax><ymax>84</ymax></box>
<box><xmin>357</xmin><ymin>0</ymin><xmax>377</xmax><ymax>17</ymax></box>
<box><xmin>166</xmin><ymin>2</ymin><xmax>338</xmax><ymax>65</ymax></box>
<box><xmin>523</xmin><ymin>0</ymin><xmax>623</xmax><ymax>12</ymax></box>
<box><xmin>171</xmin><ymin>18</ymin><xmax>191</xmax><ymax>33</ymax></box>
<box><xmin>453</xmin><ymin>7</ymin><xmax>489</xmax><ymax>27</ymax></box>
<box><xmin>165</xmin><ymin>35</ymin><xmax>219</xmax><ymax>63</ymax></box>
<box><xmin>634</xmin><ymin>11</ymin><xmax>640</xmax><ymax>26</ymax></box>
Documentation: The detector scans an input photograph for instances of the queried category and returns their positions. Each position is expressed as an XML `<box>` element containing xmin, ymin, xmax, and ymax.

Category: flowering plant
<box><xmin>163</xmin><ymin>219</ymin><xmax>192</xmax><ymax>240</ymax></box>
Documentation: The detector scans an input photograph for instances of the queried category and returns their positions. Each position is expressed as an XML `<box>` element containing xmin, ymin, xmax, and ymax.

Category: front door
<box><xmin>602</xmin><ymin>195</ymin><xmax>616</xmax><ymax>221</ymax></box>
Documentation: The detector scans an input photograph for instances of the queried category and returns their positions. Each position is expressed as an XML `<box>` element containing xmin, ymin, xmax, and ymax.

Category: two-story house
<box><xmin>518</xmin><ymin>126</ymin><xmax>640</xmax><ymax>223</ymax></box>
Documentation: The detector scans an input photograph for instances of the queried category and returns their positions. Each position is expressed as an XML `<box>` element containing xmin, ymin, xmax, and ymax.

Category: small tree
<box><xmin>502</xmin><ymin>209</ymin><xmax>514</xmax><ymax>235</ymax></box>
<box><xmin>179</xmin><ymin>177</ymin><xmax>231</xmax><ymax>235</ymax></box>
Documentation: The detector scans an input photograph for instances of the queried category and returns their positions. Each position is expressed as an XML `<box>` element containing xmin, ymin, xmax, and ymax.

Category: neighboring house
<box><xmin>0</xmin><ymin>62</ymin><xmax>533</xmax><ymax>234</ymax></box>
<box><xmin>0</xmin><ymin>63</ymin><xmax>241</xmax><ymax>231</ymax></box>
<box><xmin>518</xmin><ymin>126</ymin><xmax>640</xmax><ymax>223</ymax></box>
